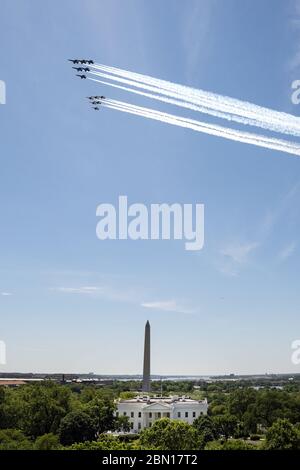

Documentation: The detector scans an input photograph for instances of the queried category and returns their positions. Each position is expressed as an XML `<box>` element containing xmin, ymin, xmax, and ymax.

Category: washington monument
<box><xmin>142</xmin><ymin>320</ymin><xmax>151</xmax><ymax>392</ymax></box>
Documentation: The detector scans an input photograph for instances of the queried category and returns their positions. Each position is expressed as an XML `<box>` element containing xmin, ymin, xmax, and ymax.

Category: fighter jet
<box><xmin>72</xmin><ymin>67</ymin><xmax>85</xmax><ymax>72</ymax></box>
<box><xmin>68</xmin><ymin>59</ymin><xmax>80</xmax><ymax>64</ymax></box>
<box><xmin>83</xmin><ymin>67</ymin><xmax>90</xmax><ymax>72</ymax></box>
<box><xmin>79</xmin><ymin>59</ymin><xmax>94</xmax><ymax>64</ymax></box>
<box><xmin>76</xmin><ymin>74</ymin><xmax>86</xmax><ymax>79</ymax></box>
<box><xmin>87</xmin><ymin>95</ymin><xmax>105</xmax><ymax>100</ymax></box>
<box><xmin>91</xmin><ymin>100</ymin><xmax>101</xmax><ymax>105</ymax></box>
<box><xmin>92</xmin><ymin>106</ymin><xmax>100</xmax><ymax>110</ymax></box>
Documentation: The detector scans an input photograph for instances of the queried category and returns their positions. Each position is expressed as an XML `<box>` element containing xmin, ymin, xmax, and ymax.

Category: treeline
<box><xmin>0</xmin><ymin>380</ymin><xmax>300</xmax><ymax>450</ymax></box>
<box><xmin>0</xmin><ymin>382</ymin><xmax>129</xmax><ymax>450</ymax></box>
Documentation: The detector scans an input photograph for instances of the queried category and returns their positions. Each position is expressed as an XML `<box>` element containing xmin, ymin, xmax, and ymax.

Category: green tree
<box><xmin>58</xmin><ymin>410</ymin><xmax>97</xmax><ymax>445</ymax></box>
<box><xmin>192</xmin><ymin>415</ymin><xmax>216</xmax><ymax>447</ymax></box>
<box><xmin>85</xmin><ymin>398</ymin><xmax>116</xmax><ymax>434</ymax></box>
<box><xmin>68</xmin><ymin>435</ymin><xmax>134</xmax><ymax>450</ymax></box>
<box><xmin>221</xmin><ymin>439</ymin><xmax>257</xmax><ymax>450</ymax></box>
<box><xmin>209</xmin><ymin>404</ymin><xmax>227</xmax><ymax>416</ymax></box>
<box><xmin>228</xmin><ymin>388</ymin><xmax>257</xmax><ymax>420</ymax></box>
<box><xmin>140</xmin><ymin>418</ymin><xmax>201</xmax><ymax>450</ymax></box>
<box><xmin>18</xmin><ymin>382</ymin><xmax>72</xmax><ymax>437</ymax></box>
<box><xmin>264</xmin><ymin>419</ymin><xmax>300</xmax><ymax>450</ymax></box>
<box><xmin>212</xmin><ymin>414</ymin><xmax>238</xmax><ymax>440</ymax></box>
<box><xmin>35</xmin><ymin>433</ymin><xmax>61</xmax><ymax>450</ymax></box>
<box><xmin>204</xmin><ymin>440</ymin><xmax>223</xmax><ymax>450</ymax></box>
<box><xmin>253</xmin><ymin>390</ymin><xmax>286</xmax><ymax>427</ymax></box>
<box><xmin>242</xmin><ymin>408</ymin><xmax>258</xmax><ymax>435</ymax></box>
<box><xmin>205</xmin><ymin>439</ymin><xmax>256</xmax><ymax>450</ymax></box>
<box><xmin>114</xmin><ymin>415</ymin><xmax>131</xmax><ymax>433</ymax></box>
<box><xmin>0</xmin><ymin>388</ymin><xmax>24</xmax><ymax>429</ymax></box>
<box><xmin>119</xmin><ymin>392</ymin><xmax>137</xmax><ymax>400</ymax></box>
<box><xmin>0</xmin><ymin>429</ymin><xmax>33</xmax><ymax>450</ymax></box>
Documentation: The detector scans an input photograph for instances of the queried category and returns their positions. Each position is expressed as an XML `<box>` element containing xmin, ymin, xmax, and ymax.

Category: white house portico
<box><xmin>116</xmin><ymin>395</ymin><xmax>208</xmax><ymax>433</ymax></box>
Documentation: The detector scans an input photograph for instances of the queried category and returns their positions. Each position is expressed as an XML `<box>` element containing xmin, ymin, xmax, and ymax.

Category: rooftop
<box><xmin>118</xmin><ymin>395</ymin><xmax>207</xmax><ymax>404</ymax></box>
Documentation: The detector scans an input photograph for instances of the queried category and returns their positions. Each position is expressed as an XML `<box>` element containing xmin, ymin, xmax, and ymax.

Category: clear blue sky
<box><xmin>1</xmin><ymin>0</ymin><xmax>300</xmax><ymax>375</ymax></box>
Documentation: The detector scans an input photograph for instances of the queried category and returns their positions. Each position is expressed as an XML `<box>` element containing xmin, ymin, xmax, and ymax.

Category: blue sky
<box><xmin>1</xmin><ymin>0</ymin><xmax>300</xmax><ymax>375</ymax></box>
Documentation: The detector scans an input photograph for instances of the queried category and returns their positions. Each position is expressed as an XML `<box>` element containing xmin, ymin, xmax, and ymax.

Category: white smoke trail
<box><xmin>90</xmin><ymin>64</ymin><xmax>300</xmax><ymax>136</ymax></box>
<box><xmin>90</xmin><ymin>70</ymin><xmax>299</xmax><ymax>136</ymax></box>
<box><xmin>88</xmin><ymin>76</ymin><xmax>299</xmax><ymax>136</ymax></box>
<box><xmin>94</xmin><ymin>63</ymin><xmax>299</xmax><ymax>125</ymax></box>
<box><xmin>104</xmin><ymin>99</ymin><xmax>300</xmax><ymax>150</ymax></box>
<box><xmin>101</xmin><ymin>98</ymin><xmax>300</xmax><ymax>156</ymax></box>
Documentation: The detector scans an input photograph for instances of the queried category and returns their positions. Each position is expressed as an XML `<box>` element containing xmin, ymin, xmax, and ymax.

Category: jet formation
<box><xmin>68</xmin><ymin>59</ymin><xmax>94</xmax><ymax>64</ymax></box>
<box><xmin>87</xmin><ymin>96</ymin><xmax>106</xmax><ymax>110</ymax></box>
<box><xmin>72</xmin><ymin>67</ymin><xmax>90</xmax><ymax>72</ymax></box>
<box><xmin>68</xmin><ymin>59</ymin><xmax>106</xmax><ymax>111</ymax></box>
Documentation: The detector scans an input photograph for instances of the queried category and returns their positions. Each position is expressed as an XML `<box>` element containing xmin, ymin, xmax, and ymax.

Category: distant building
<box><xmin>116</xmin><ymin>395</ymin><xmax>208</xmax><ymax>432</ymax></box>
<box><xmin>0</xmin><ymin>379</ymin><xmax>27</xmax><ymax>387</ymax></box>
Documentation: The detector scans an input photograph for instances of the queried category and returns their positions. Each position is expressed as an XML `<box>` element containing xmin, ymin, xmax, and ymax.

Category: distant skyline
<box><xmin>1</xmin><ymin>0</ymin><xmax>300</xmax><ymax>375</ymax></box>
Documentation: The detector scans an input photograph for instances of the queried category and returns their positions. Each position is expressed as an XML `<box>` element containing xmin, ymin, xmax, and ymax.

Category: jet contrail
<box><xmin>101</xmin><ymin>98</ymin><xmax>300</xmax><ymax>157</ymax></box>
<box><xmin>94</xmin><ymin>63</ymin><xmax>300</xmax><ymax>125</ymax></box>
<box><xmin>90</xmin><ymin>64</ymin><xmax>300</xmax><ymax>136</ymax></box>
<box><xmin>104</xmin><ymin>99</ymin><xmax>300</xmax><ymax>150</ymax></box>
<box><xmin>88</xmin><ymin>75</ymin><xmax>299</xmax><ymax>136</ymax></box>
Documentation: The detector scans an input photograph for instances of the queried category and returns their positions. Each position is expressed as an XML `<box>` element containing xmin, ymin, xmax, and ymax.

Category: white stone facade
<box><xmin>116</xmin><ymin>395</ymin><xmax>208</xmax><ymax>433</ymax></box>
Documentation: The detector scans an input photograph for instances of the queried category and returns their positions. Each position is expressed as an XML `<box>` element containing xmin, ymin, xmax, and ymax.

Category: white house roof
<box><xmin>142</xmin><ymin>401</ymin><xmax>172</xmax><ymax>410</ymax></box>
<box><xmin>118</xmin><ymin>395</ymin><xmax>207</xmax><ymax>406</ymax></box>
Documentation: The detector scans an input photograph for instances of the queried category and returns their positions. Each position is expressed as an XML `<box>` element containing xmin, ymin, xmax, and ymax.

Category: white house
<box><xmin>116</xmin><ymin>395</ymin><xmax>208</xmax><ymax>433</ymax></box>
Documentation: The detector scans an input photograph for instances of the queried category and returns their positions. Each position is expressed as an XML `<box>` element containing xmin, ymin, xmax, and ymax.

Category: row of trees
<box><xmin>208</xmin><ymin>387</ymin><xmax>300</xmax><ymax>432</ymax></box>
<box><xmin>0</xmin><ymin>382</ymin><xmax>129</xmax><ymax>448</ymax></box>
<box><xmin>1</xmin><ymin>380</ymin><xmax>300</xmax><ymax>450</ymax></box>
<box><xmin>62</xmin><ymin>417</ymin><xmax>300</xmax><ymax>451</ymax></box>
<box><xmin>140</xmin><ymin>417</ymin><xmax>300</xmax><ymax>450</ymax></box>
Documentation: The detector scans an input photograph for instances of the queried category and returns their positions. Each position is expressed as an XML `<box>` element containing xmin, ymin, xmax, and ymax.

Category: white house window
<box><xmin>138</xmin><ymin>422</ymin><xmax>141</xmax><ymax>430</ymax></box>
<box><xmin>178</xmin><ymin>412</ymin><xmax>181</xmax><ymax>417</ymax></box>
<box><xmin>193</xmin><ymin>412</ymin><xmax>196</xmax><ymax>418</ymax></box>
<box><xmin>130</xmin><ymin>422</ymin><xmax>134</xmax><ymax>429</ymax></box>
<box><xmin>149</xmin><ymin>412</ymin><xmax>152</xmax><ymax>418</ymax></box>
<box><xmin>158</xmin><ymin>412</ymin><xmax>161</xmax><ymax>418</ymax></box>
<box><xmin>138</xmin><ymin>412</ymin><xmax>142</xmax><ymax>418</ymax></box>
<box><xmin>185</xmin><ymin>412</ymin><xmax>188</xmax><ymax>418</ymax></box>
<box><xmin>131</xmin><ymin>411</ymin><xmax>134</xmax><ymax>418</ymax></box>
<box><xmin>123</xmin><ymin>412</ymin><xmax>127</xmax><ymax>416</ymax></box>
